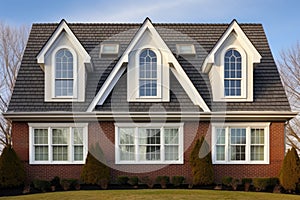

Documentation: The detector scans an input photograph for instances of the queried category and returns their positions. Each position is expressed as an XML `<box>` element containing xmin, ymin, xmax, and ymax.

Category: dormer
<box><xmin>37</xmin><ymin>20</ymin><xmax>92</xmax><ymax>102</ymax></box>
<box><xmin>127</xmin><ymin>21</ymin><xmax>170</xmax><ymax>102</ymax></box>
<box><xmin>202</xmin><ymin>20</ymin><xmax>261</xmax><ymax>102</ymax></box>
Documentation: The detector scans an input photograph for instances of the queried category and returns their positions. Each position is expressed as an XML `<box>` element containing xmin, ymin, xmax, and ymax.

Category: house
<box><xmin>4</xmin><ymin>18</ymin><xmax>296</xmax><ymax>182</ymax></box>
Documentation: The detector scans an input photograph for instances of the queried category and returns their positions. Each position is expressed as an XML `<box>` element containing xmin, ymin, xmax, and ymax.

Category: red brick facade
<box><xmin>12</xmin><ymin>121</ymin><xmax>285</xmax><ymax>182</ymax></box>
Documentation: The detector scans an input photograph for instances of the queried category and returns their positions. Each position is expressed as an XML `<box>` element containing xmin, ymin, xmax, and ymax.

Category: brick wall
<box><xmin>11</xmin><ymin>121</ymin><xmax>285</xmax><ymax>182</ymax></box>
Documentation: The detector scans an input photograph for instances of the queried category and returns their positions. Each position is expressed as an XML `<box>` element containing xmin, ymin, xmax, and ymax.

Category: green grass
<box><xmin>0</xmin><ymin>190</ymin><xmax>299</xmax><ymax>200</ymax></box>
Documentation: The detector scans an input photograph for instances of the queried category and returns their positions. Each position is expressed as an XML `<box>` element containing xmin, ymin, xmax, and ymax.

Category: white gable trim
<box><xmin>37</xmin><ymin>20</ymin><xmax>91</xmax><ymax>69</ymax></box>
<box><xmin>202</xmin><ymin>20</ymin><xmax>261</xmax><ymax>73</ymax></box>
<box><xmin>87</xmin><ymin>18</ymin><xmax>210</xmax><ymax>112</ymax></box>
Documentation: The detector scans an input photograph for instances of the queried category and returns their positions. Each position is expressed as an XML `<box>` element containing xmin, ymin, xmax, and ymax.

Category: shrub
<box><xmin>222</xmin><ymin>176</ymin><xmax>233</xmax><ymax>187</ymax></box>
<box><xmin>222</xmin><ymin>176</ymin><xmax>239</xmax><ymax>190</ymax></box>
<box><xmin>172</xmin><ymin>176</ymin><xmax>185</xmax><ymax>187</ymax></box>
<box><xmin>279</xmin><ymin>147</ymin><xmax>300</xmax><ymax>192</ymax></box>
<box><xmin>128</xmin><ymin>176</ymin><xmax>139</xmax><ymax>186</ymax></box>
<box><xmin>269</xmin><ymin>177</ymin><xmax>279</xmax><ymax>188</ymax></box>
<box><xmin>50</xmin><ymin>176</ymin><xmax>60</xmax><ymax>188</ymax></box>
<box><xmin>156</xmin><ymin>176</ymin><xmax>170</xmax><ymax>189</ymax></box>
<box><xmin>190</xmin><ymin>136</ymin><xmax>214</xmax><ymax>185</ymax></box>
<box><xmin>60</xmin><ymin>179</ymin><xmax>79</xmax><ymax>191</ymax></box>
<box><xmin>80</xmin><ymin>152</ymin><xmax>110</xmax><ymax>185</ymax></box>
<box><xmin>253</xmin><ymin>178</ymin><xmax>270</xmax><ymax>191</ymax></box>
<box><xmin>241</xmin><ymin>178</ymin><xmax>252</xmax><ymax>185</ymax></box>
<box><xmin>140</xmin><ymin>176</ymin><xmax>154</xmax><ymax>188</ymax></box>
<box><xmin>33</xmin><ymin>179</ymin><xmax>51</xmax><ymax>192</ymax></box>
<box><xmin>117</xmin><ymin>176</ymin><xmax>129</xmax><ymax>185</ymax></box>
<box><xmin>0</xmin><ymin>145</ymin><xmax>26</xmax><ymax>188</ymax></box>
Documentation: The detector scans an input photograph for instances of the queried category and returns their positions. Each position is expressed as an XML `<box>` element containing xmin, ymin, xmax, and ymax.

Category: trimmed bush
<box><xmin>253</xmin><ymin>178</ymin><xmax>270</xmax><ymax>191</ymax></box>
<box><xmin>279</xmin><ymin>147</ymin><xmax>300</xmax><ymax>192</ymax></box>
<box><xmin>0</xmin><ymin>145</ymin><xmax>26</xmax><ymax>188</ymax></box>
<box><xmin>172</xmin><ymin>176</ymin><xmax>185</xmax><ymax>187</ymax></box>
<box><xmin>50</xmin><ymin>176</ymin><xmax>60</xmax><ymax>188</ymax></box>
<box><xmin>33</xmin><ymin>179</ymin><xmax>51</xmax><ymax>192</ymax></box>
<box><xmin>190</xmin><ymin>136</ymin><xmax>214</xmax><ymax>185</ymax></box>
<box><xmin>222</xmin><ymin>176</ymin><xmax>233</xmax><ymax>187</ymax></box>
<box><xmin>117</xmin><ymin>176</ymin><xmax>129</xmax><ymax>185</ymax></box>
<box><xmin>156</xmin><ymin>176</ymin><xmax>170</xmax><ymax>189</ymax></box>
<box><xmin>128</xmin><ymin>176</ymin><xmax>139</xmax><ymax>186</ymax></box>
<box><xmin>140</xmin><ymin>176</ymin><xmax>154</xmax><ymax>188</ymax></box>
<box><xmin>60</xmin><ymin>179</ymin><xmax>79</xmax><ymax>191</ymax></box>
<box><xmin>241</xmin><ymin>178</ymin><xmax>252</xmax><ymax>185</ymax></box>
<box><xmin>80</xmin><ymin>152</ymin><xmax>110</xmax><ymax>185</ymax></box>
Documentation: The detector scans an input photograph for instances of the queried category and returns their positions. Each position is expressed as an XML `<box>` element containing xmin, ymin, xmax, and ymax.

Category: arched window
<box><xmin>224</xmin><ymin>49</ymin><xmax>242</xmax><ymax>96</ymax></box>
<box><xmin>55</xmin><ymin>49</ymin><xmax>74</xmax><ymax>97</ymax></box>
<box><xmin>139</xmin><ymin>49</ymin><xmax>157</xmax><ymax>97</ymax></box>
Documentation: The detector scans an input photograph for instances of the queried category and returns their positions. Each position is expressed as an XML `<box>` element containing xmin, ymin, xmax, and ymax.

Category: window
<box><xmin>139</xmin><ymin>49</ymin><xmax>157</xmax><ymax>97</ymax></box>
<box><xmin>29</xmin><ymin>123</ymin><xmax>88</xmax><ymax>164</ymax></box>
<box><xmin>115</xmin><ymin>123</ymin><xmax>183</xmax><ymax>164</ymax></box>
<box><xmin>212</xmin><ymin>123</ymin><xmax>270</xmax><ymax>164</ymax></box>
<box><xmin>176</xmin><ymin>44</ymin><xmax>196</xmax><ymax>55</ymax></box>
<box><xmin>55</xmin><ymin>48</ymin><xmax>74</xmax><ymax>97</ymax></box>
<box><xmin>100</xmin><ymin>43</ymin><xmax>119</xmax><ymax>55</ymax></box>
<box><xmin>224</xmin><ymin>49</ymin><xmax>242</xmax><ymax>96</ymax></box>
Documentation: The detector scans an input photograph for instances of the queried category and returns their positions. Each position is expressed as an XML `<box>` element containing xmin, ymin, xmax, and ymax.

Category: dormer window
<box><xmin>139</xmin><ymin>49</ymin><xmax>157</xmax><ymax>97</ymax></box>
<box><xmin>224</xmin><ymin>49</ymin><xmax>242</xmax><ymax>96</ymax></box>
<box><xmin>55</xmin><ymin>48</ymin><xmax>74</xmax><ymax>97</ymax></box>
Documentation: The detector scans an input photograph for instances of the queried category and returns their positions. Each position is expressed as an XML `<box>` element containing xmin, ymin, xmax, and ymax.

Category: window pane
<box><xmin>73</xmin><ymin>128</ymin><xmax>83</xmax><ymax>145</ymax></box>
<box><xmin>53</xmin><ymin>146</ymin><xmax>68</xmax><ymax>161</ymax></box>
<box><xmin>119</xmin><ymin>145</ymin><xmax>135</xmax><ymax>161</ymax></box>
<box><xmin>216</xmin><ymin>128</ymin><xmax>225</xmax><ymax>144</ymax></box>
<box><xmin>74</xmin><ymin>146</ymin><xmax>83</xmax><ymax>161</ymax></box>
<box><xmin>139</xmin><ymin>128</ymin><xmax>161</xmax><ymax>161</ymax></box>
<box><xmin>230</xmin><ymin>128</ymin><xmax>246</xmax><ymax>161</ymax></box>
<box><xmin>34</xmin><ymin>129</ymin><xmax>48</xmax><ymax>144</ymax></box>
<box><xmin>55</xmin><ymin>80</ymin><xmax>73</xmax><ymax>96</ymax></box>
<box><xmin>251</xmin><ymin>146</ymin><xmax>264</xmax><ymax>161</ymax></box>
<box><xmin>119</xmin><ymin>128</ymin><xmax>134</xmax><ymax>144</ymax></box>
<box><xmin>165</xmin><ymin>146</ymin><xmax>179</xmax><ymax>160</ymax></box>
<box><xmin>52</xmin><ymin>128</ymin><xmax>68</xmax><ymax>144</ymax></box>
<box><xmin>216</xmin><ymin>146</ymin><xmax>225</xmax><ymax>161</ymax></box>
<box><xmin>35</xmin><ymin>146</ymin><xmax>48</xmax><ymax>161</ymax></box>
<box><xmin>230</xmin><ymin>145</ymin><xmax>246</xmax><ymax>161</ymax></box>
<box><xmin>251</xmin><ymin>129</ymin><xmax>264</xmax><ymax>144</ymax></box>
<box><xmin>164</xmin><ymin>129</ymin><xmax>179</xmax><ymax>144</ymax></box>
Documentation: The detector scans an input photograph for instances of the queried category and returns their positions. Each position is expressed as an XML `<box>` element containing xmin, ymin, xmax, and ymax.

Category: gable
<box><xmin>87</xmin><ymin>18</ymin><xmax>210</xmax><ymax>112</ymax></box>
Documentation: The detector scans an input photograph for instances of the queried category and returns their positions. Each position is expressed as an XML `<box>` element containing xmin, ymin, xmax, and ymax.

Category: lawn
<box><xmin>0</xmin><ymin>190</ymin><xmax>299</xmax><ymax>200</ymax></box>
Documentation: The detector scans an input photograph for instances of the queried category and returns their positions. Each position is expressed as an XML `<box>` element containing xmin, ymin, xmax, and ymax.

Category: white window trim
<box><xmin>176</xmin><ymin>44</ymin><xmax>196</xmax><ymax>55</ymax></box>
<box><xmin>211</xmin><ymin>122</ymin><xmax>270</xmax><ymax>165</ymax></box>
<box><xmin>51</xmin><ymin>46</ymin><xmax>78</xmax><ymax>100</ymax></box>
<box><xmin>115</xmin><ymin>123</ymin><xmax>184</xmax><ymax>164</ymax></box>
<box><xmin>29</xmin><ymin>123</ymin><xmax>88</xmax><ymax>165</ymax></box>
<box><xmin>220</xmin><ymin>45</ymin><xmax>247</xmax><ymax>100</ymax></box>
<box><xmin>136</xmin><ymin>47</ymin><xmax>162</xmax><ymax>100</ymax></box>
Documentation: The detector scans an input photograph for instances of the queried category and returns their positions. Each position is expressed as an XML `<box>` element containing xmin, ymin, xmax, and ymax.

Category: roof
<box><xmin>7</xmin><ymin>21</ymin><xmax>291</xmax><ymax>113</ymax></box>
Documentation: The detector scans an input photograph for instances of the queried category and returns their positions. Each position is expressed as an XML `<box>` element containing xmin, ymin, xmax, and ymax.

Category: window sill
<box><xmin>213</xmin><ymin>160</ymin><xmax>269</xmax><ymax>165</ymax></box>
<box><xmin>29</xmin><ymin>161</ymin><xmax>85</xmax><ymax>165</ymax></box>
<box><xmin>116</xmin><ymin>160</ymin><xmax>184</xmax><ymax>165</ymax></box>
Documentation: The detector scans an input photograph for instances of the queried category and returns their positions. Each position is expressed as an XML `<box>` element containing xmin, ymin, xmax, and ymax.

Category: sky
<box><xmin>0</xmin><ymin>0</ymin><xmax>299</xmax><ymax>60</ymax></box>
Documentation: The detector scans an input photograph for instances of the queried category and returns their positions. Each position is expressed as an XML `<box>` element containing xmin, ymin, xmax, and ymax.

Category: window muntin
<box><xmin>116</xmin><ymin>124</ymin><xmax>183</xmax><ymax>164</ymax></box>
<box><xmin>30</xmin><ymin>124</ymin><xmax>87</xmax><ymax>164</ymax></box>
<box><xmin>139</xmin><ymin>49</ymin><xmax>157</xmax><ymax>97</ymax></box>
<box><xmin>224</xmin><ymin>50</ymin><xmax>242</xmax><ymax>96</ymax></box>
<box><xmin>55</xmin><ymin>48</ymin><xmax>74</xmax><ymax>97</ymax></box>
<box><xmin>212</xmin><ymin>123</ymin><xmax>269</xmax><ymax>164</ymax></box>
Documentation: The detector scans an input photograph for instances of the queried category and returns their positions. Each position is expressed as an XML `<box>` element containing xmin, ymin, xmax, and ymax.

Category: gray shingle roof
<box><xmin>7</xmin><ymin>21</ymin><xmax>291</xmax><ymax>112</ymax></box>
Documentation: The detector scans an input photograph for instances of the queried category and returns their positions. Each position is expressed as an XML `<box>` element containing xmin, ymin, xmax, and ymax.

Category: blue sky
<box><xmin>0</xmin><ymin>0</ymin><xmax>299</xmax><ymax>59</ymax></box>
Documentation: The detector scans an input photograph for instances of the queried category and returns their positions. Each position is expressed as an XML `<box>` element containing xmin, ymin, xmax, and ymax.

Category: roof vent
<box><xmin>176</xmin><ymin>44</ymin><xmax>196</xmax><ymax>55</ymax></box>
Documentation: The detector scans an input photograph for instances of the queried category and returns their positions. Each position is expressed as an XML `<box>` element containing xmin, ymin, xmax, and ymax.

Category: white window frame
<box><xmin>176</xmin><ymin>44</ymin><xmax>196</xmax><ymax>55</ymax></box>
<box><xmin>220</xmin><ymin>45</ymin><xmax>247</xmax><ymax>100</ymax></box>
<box><xmin>211</xmin><ymin>122</ymin><xmax>270</xmax><ymax>164</ymax></box>
<box><xmin>51</xmin><ymin>46</ymin><xmax>78</xmax><ymax>100</ymax></box>
<box><xmin>115</xmin><ymin>123</ymin><xmax>184</xmax><ymax>164</ymax></box>
<box><xmin>29</xmin><ymin>123</ymin><xmax>88</xmax><ymax>165</ymax></box>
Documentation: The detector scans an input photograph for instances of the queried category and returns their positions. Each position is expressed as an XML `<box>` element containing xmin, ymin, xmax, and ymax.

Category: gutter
<box><xmin>3</xmin><ymin>111</ymin><xmax>298</xmax><ymax>122</ymax></box>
